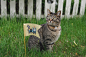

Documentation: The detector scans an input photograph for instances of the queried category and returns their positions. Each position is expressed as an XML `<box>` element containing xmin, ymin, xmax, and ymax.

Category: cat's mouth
<box><xmin>48</xmin><ymin>25</ymin><xmax>58</xmax><ymax>27</ymax></box>
<box><xmin>47</xmin><ymin>20</ymin><xmax>59</xmax><ymax>27</ymax></box>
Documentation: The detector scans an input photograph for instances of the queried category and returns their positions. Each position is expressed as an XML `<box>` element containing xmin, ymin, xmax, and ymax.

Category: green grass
<box><xmin>0</xmin><ymin>15</ymin><xmax>86</xmax><ymax>57</ymax></box>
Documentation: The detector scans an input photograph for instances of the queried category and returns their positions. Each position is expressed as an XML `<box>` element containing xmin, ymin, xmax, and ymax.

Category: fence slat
<box><xmin>28</xmin><ymin>0</ymin><xmax>33</xmax><ymax>18</ymax></box>
<box><xmin>19</xmin><ymin>0</ymin><xmax>24</xmax><ymax>15</ymax></box>
<box><xmin>45</xmin><ymin>0</ymin><xmax>56</xmax><ymax>17</ymax></box>
<box><xmin>10</xmin><ymin>0</ymin><xmax>16</xmax><ymax>18</ymax></box>
<box><xmin>72</xmin><ymin>0</ymin><xmax>79</xmax><ymax>16</ymax></box>
<box><xmin>51</xmin><ymin>0</ymin><xmax>56</xmax><ymax>13</ymax></box>
<box><xmin>58</xmin><ymin>0</ymin><xmax>64</xmax><ymax>18</ymax></box>
<box><xmin>36</xmin><ymin>0</ymin><xmax>42</xmax><ymax>20</ymax></box>
<box><xmin>80</xmin><ymin>0</ymin><xmax>86</xmax><ymax>15</ymax></box>
<box><xmin>65</xmin><ymin>0</ymin><xmax>71</xmax><ymax>18</ymax></box>
<box><xmin>1</xmin><ymin>0</ymin><xmax>7</xmax><ymax>17</ymax></box>
<box><xmin>45</xmin><ymin>0</ymin><xmax>50</xmax><ymax>17</ymax></box>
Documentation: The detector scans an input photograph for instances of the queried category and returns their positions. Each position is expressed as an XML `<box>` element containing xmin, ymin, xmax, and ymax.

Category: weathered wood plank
<box><xmin>45</xmin><ymin>0</ymin><xmax>56</xmax><ymax>17</ymax></box>
<box><xmin>28</xmin><ymin>0</ymin><xmax>33</xmax><ymax>18</ymax></box>
<box><xmin>10</xmin><ymin>0</ymin><xmax>16</xmax><ymax>18</ymax></box>
<box><xmin>19</xmin><ymin>0</ymin><xmax>24</xmax><ymax>15</ymax></box>
<box><xmin>72</xmin><ymin>0</ymin><xmax>79</xmax><ymax>17</ymax></box>
<box><xmin>45</xmin><ymin>0</ymin><xmax>50</xmax><ymax>17</ymax></box>
<box><xmin>36</xmin><ymin>0</ymin><xmax>42</xmax><ymax>20</ymax></box>
<box><xmin>58</xmin><ymin>0</ymin><xmax>64</xmax><ymax>18</ymax></box>
<box><xmin>50</xmin><ymin>0</ymin><xmax>56</xmax><ymax>13</ymax></box>
<box><xmin>65</xmin><ymin>0</ymin><xmax>71</xmax><ymax>18</ymax></box>
<box><xmin>1</xmin><ymin>0</ymin><xmax>7</xmax><ymax>17</ymax></box>
<box><xmin>80</xmin><ymin>0</ymin><xmax>86</xmax><ymax>15</ymax></box>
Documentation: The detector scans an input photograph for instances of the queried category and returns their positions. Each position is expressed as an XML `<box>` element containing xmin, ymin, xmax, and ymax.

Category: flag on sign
<box><xmin>23</xmin><ymin>23</ymin><xmax>41</xmax><ymax>38</ymax></box>
<box><xmin>23</xmin><ymin>23</ymin><xmax>42</xmax><ymax>57</ymax></box>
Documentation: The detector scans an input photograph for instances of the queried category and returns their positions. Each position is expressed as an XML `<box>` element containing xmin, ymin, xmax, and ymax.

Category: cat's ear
<box><xmin>57</xmin><ymin>10</ymin><xmax>61</xmax><ymax>16</ymax></box>
<box><xmin>47</xmin><ymin>9</ymin><xmax>51</xmax><ymax>15</ymax></box>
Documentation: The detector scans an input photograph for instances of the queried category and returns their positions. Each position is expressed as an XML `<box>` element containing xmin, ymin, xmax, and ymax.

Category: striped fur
<box><xmin>27</xmin><ymin>9</ymin><xmax>61</xmax><ymax>52</ymax></box>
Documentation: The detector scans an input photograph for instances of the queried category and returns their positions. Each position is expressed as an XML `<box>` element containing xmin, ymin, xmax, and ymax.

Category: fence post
<box><xmin>80</xmin><ymin>0</ymin><xmax>86</xmax><ymax>16</ymax></box>
<box><xmin>45</xmin><ymin>0</ymin><xmax>56</xmax><ymax>17</ymax></box>
<box><xmin>28</xmin><ymin>0</ymin><xmax>33</xmax><ymax>18</ymax></box>
<box><xmin>65</xmin><ymin>0</ymin><xmax>71</xmax><ymax>18</ymax></box>
<box><xmin>36</xmin><ymin>0</ymin><xmax>42</xmax><ymax>20</ymax></box>
<box><xmin>58</xmin><ymin>0</ymin><xmax>64</xmax><ymax>18</ymax></box>
<box><xmin>51</xmin><ymin>0</ymin><xmax>56</xmax><ymax>13</ymax></box>
<box><xmin>45</xmin><ymin>0</ymin><xmax>51</xmax><ymax>17</ymax></box>
<box><xmin>10</xmin><ymin>0</ymin><xmax>16</xmax><ymax>18</ymax></box>
<box><xmin>1</xmin><ymin>0</ymin><xmax>7</xmax><ymax>18</ymax></box>
<box><xmin>72</xmin><ymin>0</ymin><xmax>79</xmax><ymax>17</ymax></box>
<box><xmin>19</xmin><ymin>0</ymin><xmax>24</xmax><ymax>16</ymax></box>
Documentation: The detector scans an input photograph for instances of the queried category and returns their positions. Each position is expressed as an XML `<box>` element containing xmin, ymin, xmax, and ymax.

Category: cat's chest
<box><xmin>42</xmin><ymin>25</ymin><xmax>61</xmax><ymax>42</ymax></box>
<box><xmin>43</xmin><ymin>24</ymin><xmax>61</xmax><ymax>36</ymax></box>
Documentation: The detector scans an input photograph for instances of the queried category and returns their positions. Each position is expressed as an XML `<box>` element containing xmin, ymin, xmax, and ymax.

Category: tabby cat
<box><xmin>27</xmin><ymin>9</ymin><xmax>61</xmax><ymax>52</ymax></box>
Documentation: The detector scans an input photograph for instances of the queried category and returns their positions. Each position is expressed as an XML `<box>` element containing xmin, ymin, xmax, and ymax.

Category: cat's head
<box><xmin>46</xmin><ymin>9</ymin><xmax>61</xmax><ymax>27</ymax></box>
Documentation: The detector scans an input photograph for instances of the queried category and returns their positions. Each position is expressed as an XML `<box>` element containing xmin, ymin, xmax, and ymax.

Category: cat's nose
<box><xmin>50</xmin><ymin>19</ymin><xmax>52</xmax><ymax>21</ymax></box>
<box><xmin>49</xmin><ymin>19</ymin><xmax>52</xmax><ymax>23</ymax></box>
<box><xmin>49</xmin><ymin>19</ymin><xmax>52</xmax><ymax>22</ymax></box>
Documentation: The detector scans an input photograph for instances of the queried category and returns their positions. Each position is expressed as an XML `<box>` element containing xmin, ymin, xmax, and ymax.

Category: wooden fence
<box><xmin>0</xmin><ymin>0</ymin><xmax>86</xmax><ymax>19</ymax></box>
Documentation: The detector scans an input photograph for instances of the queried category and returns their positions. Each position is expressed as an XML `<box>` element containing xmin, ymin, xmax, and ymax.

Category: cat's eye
<box><xmin>54</xmin><ymin>18</ymin><xmax>56</xmax><ymax>19</ymax></box>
